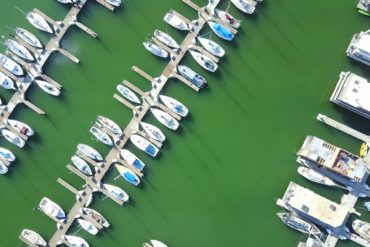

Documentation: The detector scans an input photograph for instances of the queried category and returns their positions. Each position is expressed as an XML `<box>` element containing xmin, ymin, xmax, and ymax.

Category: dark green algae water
<box><xmin>0</xmin><ymin>0</ymin><xmax>369</xmax><ymax>246</ymax></box>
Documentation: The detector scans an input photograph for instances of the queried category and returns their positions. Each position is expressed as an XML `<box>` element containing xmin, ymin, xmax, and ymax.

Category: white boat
<box><xmin>177</xmin><ymin>65</ymin><xmax>207</xmax><ymax>89</ymax></box>
<box><xmin>164</xmin><ymin>12</ymin><xmax>189</xmax><ymax>31</ymax></box>
<box><xmin>82</xmin><ymin>207</ymin><xmax>110</xmax><ymax>228</ymax></box>
<box><xmin>105</xmin><ymin>0</ymin><xmax>121</xmax><ymax>7</ymax></box>
<box><xmin>189</xmin><ymin>50</ymin><xmax>218</xmax><ymax>72</ymax></box>
<box><xmin>231</xmin><ymin>0</ymin><xmax>256</xmax><ymax>14</ymax></box>
<box><xmin>90</xmin><ymin>126</ymin><xmax>113</xmax><ymax>146</ymax></box>
<box><xmin>143</xmin><ymin>41</ymin><xmax>168</xmax><ymax>58</ymax></box>
<box><xmin>35</xmin><ymin>79</ymin><xmax>60</xmax><ymax>96</ymax></box>
<box><xmin>26</xmin><ymin>11</ymin><xmax>54</xmax><ymax>34</ymax></box>
<box><xmin>115</xmin><ymin>164</ymin><xmax>141</xmax><ymax>186</ymax></box>
<box><xmin>130</xmin><ymin>134</ymin><xmax>159</xmax><ymax>157</ymax></box>
<box><xmin>215</xmin><ymin>9</ymin><xmax>241</xmax><ymax>29</ymax></box>
<box><xmin>103</xmin><ymin>183</ymin><xmax>129</xmax><ymax>203</ymax></box>
<box><xmin>0</xmin><ymin>53</ymin><xmax>24</xmax><ymax>76</ymax></box>
<box><xmin>297</xmin><ymin>166</ymin><xmax>343</xmax><ymax>188</ymax></box>
<box><xmin>353</xmin><ymin>220</ymin><xmax>370</xmax><ymax>241</ymax></box>
<box><xmin>150</xmin><ymin>108</ymin><xmax>179</xmax><ymax>130</ymax></box>
<box><xmin>71</xmin><ymin>155</ymin><xmax>93</xmax><ymax>176</ymax></box>
<box><xmin>7</xmin><ymin>119</ymin><xmax>34</xmax><ymax>137</ymax></box>
<box><xmin>39</xmin><ymin>197</ymin><xmax>65</xmax><ymax>219</ymax></box>
<box><xmin>1</xmin><ymin>129</ymin><xmax>25</xmax><ymax>148</ymax></box>
<box><xmin>15</xmin><ymin>27</ymin><xmax>43</xmax><ymax>49</ymax></box>
<box><xmin>154</xmin><ymin>30</ymin><xmax>179</xmax><ymax>49</ymax></box>
<box><xmin>0</xmin><ymin>72</ymin><xmax>15</xmax><ymax>90</ymax></box>
<box><xmin>57</xmin><ymin>0</ymin><xmax>77</xmax><ymax>4</ymax></box>
<box><xmin>64</xmin><ymin>235</ymin><xmax>89</xmax><ymax>247</ymax></box>
<box><xmin>21</xmin><ymin>229</ymin><xmax>47</xmax><ymax>246</ymax></box>
<box><xmin>117</xmin><ymin>84</ymin><xmax>141</xmax><ymax>104</ymax></box>
<box><xmin>139</xmin><ymin>122</ymin><xmax>166</xmax><ymax>143</ymax></box>
<box><xmin>120</xmin><ymin>149</ymin><xmax>146</xmax><ymax>171</ymax></box>
<box><xmin>77</xmin><ymin>219</ymin><xmax>99</xmax><ymax>235</ymax></box>
<box><xmin>159</xmin><ymin>95</ymin><xmax>188</xmax><ymax>117</ymax></box>
<box><xmin>277</xmin><ymin>212</ymin><xmax>321</xmax><ymax>236</ymax></box>
<box><xmin>5</xmin><ymin>39</ymin><xmax>35</xmax><ymax>61</ymax></box>
<box><xmin>197</xmin><ymin>37</ymin><xmax>225</xmax><ymax>58</ymax></box>
<box><xmin>97</xmin><ymin>115</ymin><xmax>122</xmax><ymax>135</ymax></box>
<box><xmin>77</xmin><ymin>144</ymin><xmax>103</xmax><ymax>161</ymax></box>
<box><xmin>0</xmin><ymin>162</ymin><xmax>8</xmax><ymax>175</ymax></box>
<box><xmin>151</xmin><ymin>240</ymin><xmax>168</xmax><ymax>247</ymax></box>
<box><xmin>76</xmin><ymin>190</ymin><xmax>93</xmax><ymax>207</ymax></box>
<box><xmin>0</xmin><ymin>147</ymin><xmax>15</xmax><ymax>162</ymax></box>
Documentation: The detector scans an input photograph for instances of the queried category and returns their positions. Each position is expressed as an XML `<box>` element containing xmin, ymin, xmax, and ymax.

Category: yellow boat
<box><xmin>359</xmin><ymin>142</ymin><xmax>369</xmax><ymax>158</ymax></box>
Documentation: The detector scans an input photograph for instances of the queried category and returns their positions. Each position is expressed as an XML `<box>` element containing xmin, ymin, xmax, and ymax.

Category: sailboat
<box><xmin>0</xmin><ymin>53</ymin><xmax>24</xmax><ymax>76</ymax></box>
<box><xmin>143</xmin><ymin>41</ymin><xmax>169</xmax><ymax>58</ymax></box>
<box><xmin>26</xmin><ymin>11</ymin><xmax>54</xmax><ymax>33</ymax></box>
<box><xmin>0</xmin><ymin>147</ymin><xmax>16</xmax><ymax>162</ymax></box>
<box><xmin>0</xmin><ymin>72</ymin><xmax>16</xmax><ymax>90</ymax></box>
<box><xmin>5</xmin><ymin>39</ymin><xmax>35</xmax><ymax>61</ymax></box>
<box><xmin>115</xmin><ymin>164</ymin><xmax>141</xmax><ymax>186</ymax></box>
<box><xmin>215</xmin><ymin>9</ymin><xmax>241</xmax><ymax>29</ymax></box>
<box><xmin>154</xmin><ymin>29</ymin><xmax>179</xmax><ymax>49</ymax></box>
<box><xmin>130</xmin><ymin>134</ymin><xmax>159</xmax><ymax>157</ymax></box>
<box><xmin>176</xmin><ymin>65</ymin><xmax>207</xmax><ymax>89</ymax></box>
<box><xmin>231</xmin><ymin>0</ymin><xmax>256</xmax><ymax>14</ymax></box>
<box><xmin>117</xmin><ymin>84</ymin><xmax>141</xmax><ymax>104</ymax></box>
<box><xmin>103</xmin><ymin>183</ymin><xmax>130</xmax><ymax>203</ymax></box>
<box><xmin>15</xmin><ymin>27</ymin><xmax>43</xmax><ymax>49</ymax></box>
<box><xmin>297</xmin><ymin>166</ymin><xmax>344</xmax><ymax>189</ymax></box>
<box><xmin>77</xmin><ymin>219</ymin><xmax>99</xmax><ymax>235</ymax></box>
<box><xmin>71</xmin><ymin>155</ymin><xmax>93</xmax><ymax>176</ymax></box>
<box><xmin>77</xmin><ymin>144</ymin><xmax>103</xmax><ymax>161</ymax></box>
<box><xmin>34</xmin><ymin>79</ymin><xmax>60</xmax><ymax>96</ymax></box>
<box><xmin>159</xmin><ymin>95</ymin><xmax>188</xmax><ymax>117</ymax></box>
<box><xmin>164</xmin><ymin>12</ymin><xmax>189</xmax><ymax>31</ymax></box>
<box><xmin>120</xmin><ymin>149</ymin><xmax>146</xmax><ymax>171</ymax></box>
<box><xmin>139</xmin><ymin>121</ymin><xmax>166</xmax><ymax>143</ymax></box>
<box><xmin>21</xmin><ymin>229</ymin><xmax>47</xmax><ymax>246</ymax></box>
<box><xmin>150</xmin><ymin>108</ymin><xmax>179</xmax><ymax>130</ymax></box>
<box><xmin>90</xmin><ymin>126</ymin><xmax>113</xmax><ymax>146</ymax></box>
<box><xmin>189</xmin><ymin>50</ymin><xmax>218</xmax><ymax>72</ymax></box>
<box><xmin>97</xmin><ymin>115</ymin><xmax>122</xmax><ymax>135</ymax></box>
<box><xmin>197</xmin><ymin>37</ymin><xmax>225</xmax><ymax>57</ymax></box>
<box><xmin>64</xmin><ymin>235</ymin><xmax>89</xmax><ymax>247</ymax></box>
<box><xmin>1</xmin><ymin>129</ymin><xmax>25</xmax><ymax>148</ymax></box>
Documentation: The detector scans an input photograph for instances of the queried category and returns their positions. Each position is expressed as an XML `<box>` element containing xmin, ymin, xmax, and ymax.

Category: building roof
<box><xmin>281</xmin><ymin>182</ymin><xmax>348</xmax><ymax>227</ymax></box>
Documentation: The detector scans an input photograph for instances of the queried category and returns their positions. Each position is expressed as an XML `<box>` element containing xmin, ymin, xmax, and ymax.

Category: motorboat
<box><xmin>130</xmin><ymin>134</ymin><xmax>159</xmax><ymax>157</ymax></box>
<box><xmin>231</xmin><ymin>0</ymin><xmax>256</xmax><ymax>14</ymax></box>
<box><xmin>77</xmin><ymin>219</ymin><xmax>99</xmax><ymax>235</ymax></box>
<box><xmin>0</xmin><ymin>162</ymin><xmax>8</xmax><ymax>175</ymax></box>
<box><xmin>35</xmin><ymin>79</ymin><xmax>60</xmax><ymax>96</ymax></box>
<box><xmin>143</xmin><ymin>41</ymin><xmax>168</xmax><ymax>58</ymax></box>
<box><xmin>143</xmin><ymin>240</ymin><xmax>168</xmax><ymax>247</ymax></box>
<box><xmin>164</xmin><ymin>12</ymin><xmax>189</xmax><ymax>31</ymax></box>
<box><xmin>197</xmin><ymin>37</ymin><xmax>225</xmax><ymax>57</ymax></box>
<box><xmin>71</xmin><ymin>155</ymin><xmax>93</xmax><ymax>176</ymax></box>
<box><xmin>76</xmin><ymin>190</ymin><xmax>93</xmax><ymax>207</ymax></box>
<box><xmin>154</xmin><ymin>29</ymin><xmax>179</xmax><ymax>49</ymax></box>
<box><xmin>207</xmin><ymin>21</ymin><xmax>234</xmax><ymax>41</ymax></box>
<box><xmin>77</xmin><ymin>144</ymin><xmax>103</xmax><ymax>161</ymax></box>
<box><xmin>103</xmin><ymin>183</ymin><xmax>129</xmax><ymax>203</ymax></box>
<box><xmin>150</xmin><ymin>108</ymin><xmax>179</xmax><ymax>130</ymax></box>
<box><xmin>0</xmin><ymin>53</ymin><xmax>24</xmax><ymax>76</ymax></box>
<box><xmin>177</xmin><ymin>65</ymin><xmax>207</xmax><ymax>89</ymax></box>
<box><xmin>90</xmin><ymin>126</ymin><xmax>113</xmax><ymax>146</ymax></box>
<box><xmin>105</xmin><ymin>0</ymin><xmax>121</xmax><ymax>7</ymax></box>
<box><xmin>358</xmin><ymin>0</ymin><xmax>370</xmax><ymax>16</ymax></box>
<box><xmin>1</xmin><ymin>129</ymin><xmax>25</xmax><ymax>148</ymax></box>
<box><xmin>115</xmin><ymin>164</ymin><xmax>141</xmax><ymax>186</ymax></box>
<box><xmin>277</xmin><ymin>212</ymin><xmax>321</xmax><ymax>236</ymax></box>
<box><xmin>57</xmin><ymin>0</ymin><xmax>77</xmax><ymax>4</ymax></box>
<box><xmin>189</xmin><ymin>50</ymin><xmax>218</xmax><ymax>72</ymax></box>
<box><xmin>39</xmin><ymin>197</ymin><xmax>65</xmax><ymax>219</ymax></box>
<box><xmin>120</xmin><ymin>149</ymin><xmax>145</xmax><ymax>171</ymax></box>
<box><xmin>352</xmin><ymin>220</ymin><xmax>370</xmax><ymax>241</ymax></box>
<box><xmin>0</xmin><ymin>72</ymin><xmax>16</xmax><ymax>90</ymax></box>
<box><xmin>26</xmin><ymin>11</ymin><xmax>54</xmax><ymax>34</ymax></box>
<box><xmin>64</xmin><ymin>235</ymin><xmax>89</xmax><ymax>247</ymax></box>
<box><xmin>15</xmin><ymin>27</ymin><xmax>43</xmax><ymax>49</ymax></box>
<box><xmin>297</xmin><ymin>166</ymin><xmax>344</xmax><ymax>189</ymax></box>
<box><xmin>0</xmin><ymin>147</ymin><xmax>16</xmax><ymax>162</ymax></box>
<box><xmin>5</xmin><ymin>39</ymin><xmax>35</xmax><ymax>61</ymax></box>
<box><xmin>117</xmin><ymin>84</ymin><xmax>141</xmax><ymax>104</ymax></box>
<box><xmin>21</xmin><ymin>229</ymin><xmax>47</xmax><ymax>246</ymax></box>
<box><xmin>139</xmin><ymin>121</ymin><xmax>166</xmax><ymax>143</ymax></box>
<box><xmin>159</xmin><ymin>95</ymin><xmax>188</xmax><ymax>117</ymax></box>
<box><xmin>7</xmin><ymin>119</ymin><xmax>34</xmax><ymax>136</ymax></box>
<box><xmin>81</xmin><ymin>207</ymin><xmax>110</xmax><ymax>228</ymax></box>
<box><xmin>97</xmin><ymin>115</ymin><xmax>122</xmax><ymax>135</ymax></box>
<box><xmin>215</xmin><ymin>9</ymin><xmax>241</xmax><ymax>29</ymax></box>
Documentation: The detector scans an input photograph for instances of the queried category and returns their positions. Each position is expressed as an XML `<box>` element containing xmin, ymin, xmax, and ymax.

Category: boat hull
<box><xmin>150</xmin><ymin>108</ymin><xmax>179</xmax><ymax>130</ymax></box>
<box><xmin>130</xmin><ymin>134</ymin><xmax>159</xmax><ymax>157</ymax></box>
<box><xmin>189</xmin><ymin>50</ymin><xmax>218</xmax><ymax>72</ymax></box>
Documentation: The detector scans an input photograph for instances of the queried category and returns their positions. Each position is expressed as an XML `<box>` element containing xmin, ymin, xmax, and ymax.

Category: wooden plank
<box><xmin>190</xmin><ymin>42</ymin><xmax>219</xmax><ymax>63</ymax></box>
<box><xmin>33</xmin><ymin>8</ymin><xmax>57</xmax><ymax>26</ymax></box>
<box><xmin>151</xmin><ymin>37</ymin><xmax>177</xmax><ymax>57</ymax></box>
<box><xmin>23</xmin><ymin>100</ymin><xmax>46</xmax><ymax>115</ymax></box>
<box><xmin>74</xmin><ymin>22</ymin><xmax>98</xmax><ymax>38</ymax></box>
<box><xmin>114</xmin><ymin>94</ymin><xmax>136</xmax><ymax>111</ymax></box>
<box><xmin>137</xmin><ymin>130</ymin><xmax>163</xmax><ymax>148</ymax></box>
<box><xmin>57</xmin><ymin>178</ymin><xmax>79</xmax><ymax>195</ymax></box>
<box><xmin>95</xmin><ymin>0</ymin><xmax>115</xmax><ymax>11</ymax></box>
<box><xmin>122</xmin><ymin>80</ymin><xmax>145</xmax><ymax>96</ymax></box>
<box><xmin>38</xmin><ymin>74</ymin><xmax>62</xmax><ymax>89</ymax></box>
<box><xmin>75</xmin><ymin>151</ymin><xmax>104</xmax><ymax>170</ymax></box>
<box><xmin>182</xmin><ymin>0</ymin><xmax>201</xmax><ymax>11</ymax></box>
<box><xmin>67</xmin><ymin>164</ymin><xmax>90</xmax><ymax>181</ymax></box>
<box><xmin>171</xmin><ymin>10</ymin><xmax>193</xmax><ymax>29</ymax></box>
<box><xmin>79</xmin><ymin>212</ymin><xmax>103</xmax><ymax>230</ymax></box>
<box><xmin>57</xmin><ymin>48</ymin><xmax>79</xmax><ymax>64</ymax></box>
<box><xmin>3</xmin><ymin>122</ymin><xmax>28</xmax><ymax>140</ymax></box>
<box><xmin>171</xmin><ymin>72</ymin><xmax>200</xmax><ymax>92</ymax></box>
<box><xmin>117</xmin><ymin>160</ymin><xmax>143</xmax><ymax>178</ymax></box>
<box><xmin>131</xmin><ymin>66</ymin><xmax>155</xmax><ymax>83</ymax></box>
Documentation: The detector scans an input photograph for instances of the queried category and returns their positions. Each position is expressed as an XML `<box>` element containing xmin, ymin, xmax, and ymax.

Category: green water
<box><xmin>0</xmin><ymin>0</ymin><xmax>369</xmax><ymax>246</ymax></box>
